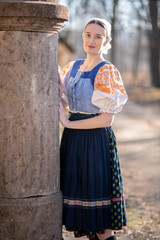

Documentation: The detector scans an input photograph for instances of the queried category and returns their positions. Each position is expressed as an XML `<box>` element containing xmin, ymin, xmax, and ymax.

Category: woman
<box><xmin>59</xmin><ymin>18</ymin><xmax>128</xmax><ymax>240</ymax></box>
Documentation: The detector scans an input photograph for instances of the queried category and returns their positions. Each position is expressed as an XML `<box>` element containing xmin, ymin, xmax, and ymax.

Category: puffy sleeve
<box><xmin>60</xmin><ymin>61</ymin><xmax>75</xmax><ymax>103</ymax></box>
<box><xmin>91</xmin><ymin>64</ymin><xmax>128</xmax><ymax>114</ymax></box>
<box><xmin>60</xmin><ymin>61</ymin><xmax>75</xmax><ymax>89</ymax></box>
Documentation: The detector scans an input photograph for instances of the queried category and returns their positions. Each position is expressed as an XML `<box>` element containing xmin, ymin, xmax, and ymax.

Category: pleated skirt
<box><xmin>60</xmin><ymin>113</ymin><xmax>127</xmax><ymax>238</ymax></box>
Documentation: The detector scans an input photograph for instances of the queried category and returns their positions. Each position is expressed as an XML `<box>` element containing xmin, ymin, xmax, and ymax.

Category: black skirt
<box><xmin>60</xmin><ymin>113</ymin><xmax>127</xmax><ymax>238</ymax></box>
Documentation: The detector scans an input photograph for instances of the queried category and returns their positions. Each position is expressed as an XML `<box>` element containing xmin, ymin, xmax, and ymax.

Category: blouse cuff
<box><xmin>91</xmin><ymin>90</ymin><xmax>128</xmax><ymax>114</ymax></box>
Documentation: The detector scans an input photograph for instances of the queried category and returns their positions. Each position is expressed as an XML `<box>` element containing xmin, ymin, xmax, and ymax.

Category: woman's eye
<box><xmin>84</xmin><ymin>33</ymin><xmax>90</xmax><ymax>38</ymax></box>
<box><xmin>96</xmin><ymin>36</ymin><xmax>101</xmax><ymax>39</ymax></box>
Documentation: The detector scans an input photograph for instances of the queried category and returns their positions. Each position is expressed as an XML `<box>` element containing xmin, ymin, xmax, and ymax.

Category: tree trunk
<box><xmin>133</xmin><ymin>27</ymin><xmax>142</xmax><ymax>85</ymax></box>
<box><xmin>111</xmin><ymin>0</ymin><xmax>118</xmax><ymax>64</ymax></box>
<box><xmin>148</xmin><ymin>0</ymin><xmax>160</xmax><ymax>87</ymax></box>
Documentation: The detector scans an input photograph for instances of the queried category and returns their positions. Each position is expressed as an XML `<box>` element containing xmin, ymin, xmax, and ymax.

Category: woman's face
<box><xmin>83</xmin><ymin>23</ymin><xmax>107</xmax><ymax>55</ymax></box>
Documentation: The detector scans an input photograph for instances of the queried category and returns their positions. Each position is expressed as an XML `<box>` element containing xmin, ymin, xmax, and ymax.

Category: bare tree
<box><xmin>133</xmin><ymin>27</ymin><xmax>142</xmax><ymax>82</ymax></box>
<box><xmin>129</xmin><ymin>0</ymin><xmax>160</xmax><ymax>87</ymax></box>
<box><xmin>148</xmin><ymin>0</ymin><xmax>160</xmax><ymax>87</ymax></box>
<box><xmin>111</xmin><ymin>0</ymin><xmax>119</xmax><ymax>64</ymax></box>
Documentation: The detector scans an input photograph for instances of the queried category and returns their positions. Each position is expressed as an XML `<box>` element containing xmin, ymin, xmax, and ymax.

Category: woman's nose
<box><xmin>89</xmin><ymin>37</ymin><xmax>95</xmax><ymax>44</ymax></box>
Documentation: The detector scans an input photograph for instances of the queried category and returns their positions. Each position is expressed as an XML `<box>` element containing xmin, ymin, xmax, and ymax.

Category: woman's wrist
<box><xmin>65</xmin><ymin>119</ymin><xmax>71</xmax><ymax>128</ymax></box>
<box><xmin>61</xmin><ymin>115</ymin><xmax>71</xmax><ymax>128</ymax></box>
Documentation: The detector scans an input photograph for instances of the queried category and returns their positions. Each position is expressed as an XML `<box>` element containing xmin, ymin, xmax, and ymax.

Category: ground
<box><xmin>62</xmin><ymin>87</ymin><xmax>160</xmax><ymax>240</ymax></box>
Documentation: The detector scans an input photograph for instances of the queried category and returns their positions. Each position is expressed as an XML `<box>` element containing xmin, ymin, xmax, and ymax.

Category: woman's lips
<box><xmin>88</xmin><ymin>45</ymin><xmax>95</xmax><ymax>48</ymax></box>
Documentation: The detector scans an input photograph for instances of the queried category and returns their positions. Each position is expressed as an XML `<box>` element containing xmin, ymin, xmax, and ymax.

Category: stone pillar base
<box><xmin>0</xmin><ymin>192</ymin><xmax>62</xmax><ymax>240</ymax></box>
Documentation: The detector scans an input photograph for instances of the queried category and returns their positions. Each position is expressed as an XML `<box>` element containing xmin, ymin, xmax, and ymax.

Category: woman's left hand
<box><xmin>59</xmin><ymin>100</ymin><xmax>70</xmax><ymax>128</ymax></box>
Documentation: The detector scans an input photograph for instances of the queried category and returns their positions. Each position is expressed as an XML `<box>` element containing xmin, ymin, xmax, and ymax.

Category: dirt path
<box><xmin>63</xmin><ymin>100</ymin><xmax>160</xmax><ymax>240</ymax></box>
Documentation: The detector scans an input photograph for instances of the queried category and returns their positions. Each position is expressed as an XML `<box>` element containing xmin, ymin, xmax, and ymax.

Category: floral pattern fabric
<box><xmin>92</xmin><ymin>64</ymin><xmax>128</xmax><ymax>114</ymax></box>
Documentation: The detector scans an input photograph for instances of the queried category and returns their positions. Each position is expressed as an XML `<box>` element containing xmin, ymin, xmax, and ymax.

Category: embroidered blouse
<box><xmin>61</xmin><ymin>60</ymin><xmax>128</xmax><ymax>114</ymax></box>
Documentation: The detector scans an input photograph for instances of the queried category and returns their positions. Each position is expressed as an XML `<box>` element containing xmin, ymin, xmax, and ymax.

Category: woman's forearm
<box><xmin>61</xmin><ymin>97</ymin><xmax>69</xmax><ymax>113</ymax></box>
<box><xmin>67</xmin><ymin>113</ymin><xmax>114</xmax><ymax>129</ymax></box>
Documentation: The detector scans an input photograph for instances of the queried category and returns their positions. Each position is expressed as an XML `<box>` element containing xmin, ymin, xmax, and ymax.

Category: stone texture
<box><xmin>0</xmin><ymin>192</ymin><xmax>62</xmax><ymax>240</ymax></box>
<box><xmin>0</xmin><ymin>1</ymin><xmax>68</xmax><ymax>238</ymax></box>
<box><xmin>0</xmin><ymin>31</ymin><xmax>59</xmax><ymax>198</ymax></box>
<box><xmin>0</xmin><ymin>2</ymin><xmax>68</xmax><ymax>32</ymax></box>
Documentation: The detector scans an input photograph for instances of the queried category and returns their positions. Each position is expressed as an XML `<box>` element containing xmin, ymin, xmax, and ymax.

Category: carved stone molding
<box><xmin>0</xmin><ymin>1</ymin><xmax>68</xmax><ymax>32</ymax></box>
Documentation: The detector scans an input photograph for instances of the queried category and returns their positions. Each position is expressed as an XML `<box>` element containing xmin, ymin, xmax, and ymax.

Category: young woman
<box><xmin>59</xmin><ymin>18</ymin><xmax>128</xmax><ymax>240</ymax></box>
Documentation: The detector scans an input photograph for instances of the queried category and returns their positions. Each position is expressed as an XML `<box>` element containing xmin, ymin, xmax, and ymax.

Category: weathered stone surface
<box><xmin>0</xmin><ymin>31</ymin><xmax>59</xmax><ymax>198</ymax></box>
<box><xmin>0</xmin><ymin>1</ymin><xmax>68</xmax><ymax>238</ymax></box>
<box><xmin>0</xmin><ymin>2</ymin><xmax>68</xmax><ymax>32</ymax></box>
<box><xmin>0</xmin><ymin>2</ymin><xmax>68</xmax><ymax>19</ymax></box>
<box><xmin>0</xmin><ymin>192</ymin><xmax>62</xmax><ymax>240</ymax></box>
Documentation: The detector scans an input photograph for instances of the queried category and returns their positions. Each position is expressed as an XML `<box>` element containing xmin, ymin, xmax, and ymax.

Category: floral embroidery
<box><xmin>94</xmin><ymin>64</ymin><xmax>126</xmax><ymax>95</ymax></box>
<box><xmin>91</xmin><ymin>64</ymin><xmax>128</xmax><ymax>114</ymax></box>
<box><xmin>61</xmin><ymin>61</ymin><xmax>74</xmax><ymax>78</ymax></box>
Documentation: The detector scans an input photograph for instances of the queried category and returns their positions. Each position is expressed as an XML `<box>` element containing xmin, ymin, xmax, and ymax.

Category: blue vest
<box><xmin>67</xmin><ymin>60</ymin><xmax>110</xmax><ymax>113</ymax></box>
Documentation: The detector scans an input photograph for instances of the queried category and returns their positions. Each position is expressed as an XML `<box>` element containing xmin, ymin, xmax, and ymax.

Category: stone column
<box><xmin>0</xmin><ymin>1</ymin><xmax>68</xmax><ymax>239</ymax></box>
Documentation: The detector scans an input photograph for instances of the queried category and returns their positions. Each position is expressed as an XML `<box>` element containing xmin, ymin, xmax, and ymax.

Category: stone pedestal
<box><xmin>0</xmin><ymin>1</ymin><xmax>68</xmax><ymax>239</ymax></box>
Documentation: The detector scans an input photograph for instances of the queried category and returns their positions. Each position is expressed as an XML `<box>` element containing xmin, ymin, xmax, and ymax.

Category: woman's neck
<box><xmin>83</xmin><ymin>54</ymin><xmax>105</xmax><ymax>69</ymax></box>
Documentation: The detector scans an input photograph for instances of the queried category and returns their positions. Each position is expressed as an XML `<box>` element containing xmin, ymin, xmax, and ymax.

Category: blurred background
<box><xmin>58</xmin><ymin>0</ymin><xmax>160</xmax><ymax>239</ymax></box>
<box><xmin>58</xmin><ymin>0</ymin><xmax>159</xmax><ymax>86</ymax></box>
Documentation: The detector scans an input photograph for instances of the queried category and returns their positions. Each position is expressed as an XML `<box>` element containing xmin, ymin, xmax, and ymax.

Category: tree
<box><xmin>111</xmin><ymin>0</ymin><xmax>119</xmax><ymax>64</ymax></box>
<box><xmin>148</xmin><ymin>0</ymin><xmax>160</xmax><ymax>87</ymax></box>
<box><xmin>129</xmin><ymin>0</ymin><xmax>160</xmax><ymax>87</ymax></box>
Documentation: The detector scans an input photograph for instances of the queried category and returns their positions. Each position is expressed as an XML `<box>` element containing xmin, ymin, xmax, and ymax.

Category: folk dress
<box><xmin>60</xmin><ymin>60</ymin><xmax>128</xmax><ymax>239</ymax></box>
